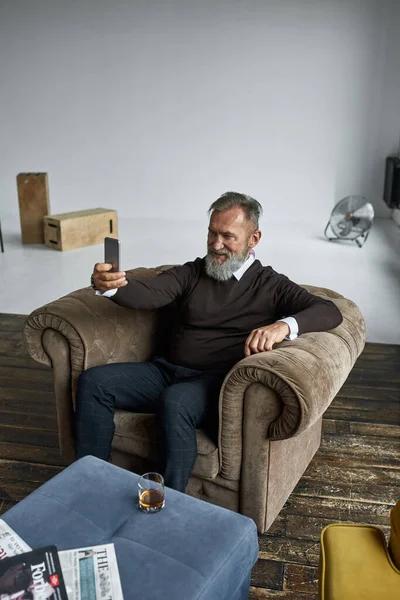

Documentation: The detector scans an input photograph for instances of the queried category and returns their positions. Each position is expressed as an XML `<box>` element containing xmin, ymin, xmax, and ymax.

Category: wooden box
<box><xmin>17</xmin><ymin>172</ymin><xmax>50</xmax><ymax>244</ymax></box>
<box><xmin>43</xmin><ymin>208</ymin><xmax>118</xmax><ymax>251</ymax></box>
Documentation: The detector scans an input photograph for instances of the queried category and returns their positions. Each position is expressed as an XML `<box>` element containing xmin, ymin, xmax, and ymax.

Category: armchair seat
<box><xmin>23</xmin><ymin>265</ymin><xmax>366</xmax><ymax>532</ymax></box>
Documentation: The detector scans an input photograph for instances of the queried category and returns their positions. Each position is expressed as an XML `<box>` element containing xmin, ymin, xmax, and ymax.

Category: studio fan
<box><xmin>324</xmin><ymin>196</ymin><xmax>374</xmax><ymax>248</ymax></box>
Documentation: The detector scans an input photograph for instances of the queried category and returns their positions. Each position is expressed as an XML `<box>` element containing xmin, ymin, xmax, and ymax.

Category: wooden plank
<box><xmin>356</xmin><ymin>342</ymin><xmax>400</xmax><ymax>360</ymax></box>
<box><xmin>360</xmin><ymin>343</ymin><xmax>400</xmax><ymax>356</ymax></box>
<box><xmin>249</xmin><ymin>589</ymin><xmax>317</xmax><ymax>599</ymax></box>
<box><xmin>250</xmin><ymin>559</ymin><xmax>283</xmax><ymax>590</ymax></box>
<box><xmin>0</xmin><ymin>354</ymin><xmax>51</xmax><ymax>370</ymax></box>
<box><xmin>0</xmin><ymin>442</ymin><xmax>70</xmax><ymax>467</ymax></box>
<box><xmin>0</xmin><ymin>339</ymin><xmax>30</xmax><ymax>360</ymax></box>
<box><xmin>335</xmin><ymin>386</ymin><xmax>400</xmax><ymax>402</ymax></box>
<box><xmin>0</xmin><ymin>391</ymin><xmax>56</xmax><ymax>415</ymax></box>
<box><xmin>339</xmin><ymin>369</ymin><xmax>400</xmax><ymax>389</ymax></box>
<box><xmin>301</xmin><ymin>460</ymin><xmax>400</xmax><ymax>488</ymax></box>
<box><xmin>322</xmin><ymin>419</ymin><xmax>349</xmax><ymax>435</ymax></box>
<box><xmin>263</xmin><ymin>514</ymin><xmax>286</xmax><ymax>538</ymax></box>
<box><xmin>0</xmin><ymin>314</ymin><xmax>28</xmax><ymax>331</ymax></box>
<box><xmin>317</xmin><ymin>434</ymin><xmax>400</xmax><ymax>468</ymax></box>
<box><xmin>0</xmin><ymin>426</ymin><xmax>60</xmax><ymax>448</ymax></box>
<box><xmin>0</xmin><ymin>459</ymin><xmax>64</xmax><ymax>484</ymax></box>
<box><xmin>326</xmin><ymin>397</ymin><xmax>400</xmax><ymax>424</ymax></box>
<box><xmin>0</xmin><ymin>330</ymin><xmax>25</xmax><ymax>343</ymax></box>
<box><xmin>285</xmin><ymin>514</ymin><xmax>390</xmax><ymax>542</ymax></box>
<box><xmin>348</xmin><ymin>363</ymin><xmax>400</xmax><ymax>382</ymax></box>
<box><xmin>323</xmin><ymin>419</ymin><xmax>400</xmax><ymax>438</ymax></box>
<box><xmin>0</xmin><ymin>376</ymin><xmax>54</xmax><ymax>392</ymax></box>
<box><xmin>0</xmin><ymin>499</ymin><xmax>17</xmax><ymax>516</ymax></box>
<box><xmin>282</xmin><ymin>495</ymin><xmax>394</xmax><ymax>527</ymax></box>
<box><xmin>347</xmin><ymin>358</ymin><xmax>399</xmax><ymax>372</ymax></box>
<box><xmin>348</xmin><ymin>422</ymin><xmax>400</xmax><ymax>438</ymax></box>
<box><xmin>17</xmin><ymin>172</ymin><xmax>50</xmax><ymax>244</ymax></box>
<box><xmin>293</xmin><ymin>479</ymin><xmax>399</xmax><ymax>507</ymax></box>
<box><xmin>0</xmin><ymin>365</ymin><xmax>54</xmax><ymax>384</ymax></box>
<box><xmin>283</xmin><ymin>563</ymin><xmax>319</xmax><ymax>595</ymax></box>
<box><xmin>258</xmin><ymin>536</ymin><xmax>320</xmax><ymax>566</ymax></box>
<box><xmin>350</xmin><ymin>345</ymin><xmax>400</xmax><ymax>365</ymax></box>
<box><xmin>0</xmin><ymin>388</ymin><xmax>56</xmax><ymax>410</ymax></box>
<box><xmin>0</xmin><ymin>479</ymin><xmax>43</xmax><ymax>502</ymax></box>
<box><xmin>0</xmin><ymin>411</ymin><xmax>58</xmax><ymax>431</ymax></box>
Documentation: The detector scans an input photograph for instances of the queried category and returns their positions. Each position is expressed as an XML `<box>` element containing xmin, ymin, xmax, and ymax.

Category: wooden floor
<box><xmin>1</xmin><ymin>314</ymin><xmax>399</xmax><ymax>599</ymax></box>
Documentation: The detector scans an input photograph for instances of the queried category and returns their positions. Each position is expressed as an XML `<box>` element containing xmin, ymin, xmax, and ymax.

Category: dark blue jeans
<box><xmin>75</xmin><ymin>357</ymin><xmax>228</xmax><ymax>492</ymax></box>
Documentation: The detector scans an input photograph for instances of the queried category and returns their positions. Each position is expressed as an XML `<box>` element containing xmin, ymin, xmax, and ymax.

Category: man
<box><xmin>76</xmin><ymin>191</ymin><xmax>342</xmax><ymax>492</ymax></box>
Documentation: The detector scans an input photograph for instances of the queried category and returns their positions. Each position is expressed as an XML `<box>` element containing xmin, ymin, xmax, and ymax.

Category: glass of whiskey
<box><xmin>138</xmin><ymin>472</ymin><xmax>165</xmax><ymax>513</ymax></box>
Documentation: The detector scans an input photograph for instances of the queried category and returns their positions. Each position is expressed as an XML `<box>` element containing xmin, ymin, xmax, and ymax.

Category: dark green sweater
<box><xmin>111</xmin><ymin>258</ymin><xmax>343</xmax><ymax>371</ymax></box>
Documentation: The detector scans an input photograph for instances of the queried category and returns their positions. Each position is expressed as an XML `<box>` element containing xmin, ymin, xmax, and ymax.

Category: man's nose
<box><xmin>212</xmin><ymin>238</ymin><xmax>224</xmax><ymax>251</ymax></box>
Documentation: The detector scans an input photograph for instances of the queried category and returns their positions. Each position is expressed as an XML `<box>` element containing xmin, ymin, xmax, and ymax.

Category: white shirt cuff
<box><xmin>278</xmin><ymin>316</ymin><xmax>299</xmax><ymax>340</ymax></box>
<box><xmin>95</xmin><ymin>288</ymin><xmax>118</xmax><ymax>298</ymax></box>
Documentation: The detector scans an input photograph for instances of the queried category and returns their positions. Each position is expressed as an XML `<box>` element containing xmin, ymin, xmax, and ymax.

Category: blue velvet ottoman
<box><xmin>3</xmin><ymin>456</ymin><xmax>258</xmax><ymax>599</ymax></box>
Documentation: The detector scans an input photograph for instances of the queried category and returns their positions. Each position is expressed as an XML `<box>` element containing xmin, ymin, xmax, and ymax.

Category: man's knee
<box><xmin>78</xmin><ymin>365</ymin><xmax>108</xmax><ymax>393</ymax></box>
<box><xmin>158</xmin><ymin>389</ymin><xmax>183</xmax><ymax>415</ymax></box>
<box><xmin>157</xmin><ymin>387</ymin><xmax>200</xmax><ymax>428</ymax></box>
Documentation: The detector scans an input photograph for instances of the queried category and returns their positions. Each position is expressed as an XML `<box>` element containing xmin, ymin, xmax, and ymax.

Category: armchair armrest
<box><xmin>23</xmin><ymin>268</ymin><xmax>161</xmax><ymax>404</ymax></box>
<box><xmin>218</xmin><ymin>289</ymin><xmax>365</xmax><ymax>480</ymax></box>
<box><xmin>23</xmin><ymin>266</ymin><xmax>175</xmax><ymax>460</ymax></box>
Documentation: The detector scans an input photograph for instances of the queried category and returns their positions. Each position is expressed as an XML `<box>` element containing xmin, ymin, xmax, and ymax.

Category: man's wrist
<box><xmin>277</xmin><ymin>316</ymin><xmax>299</xmax><ymax>341</ymax></box>
<box><xmin>277</xmin><ymin>321</ymin><xmax>290</xmax><ymax>336</ymax></box>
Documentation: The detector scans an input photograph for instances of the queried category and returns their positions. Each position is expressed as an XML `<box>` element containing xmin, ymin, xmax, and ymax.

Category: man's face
<box><xmin>205</xmin><ymin>207</ymin><xmax>260</xmax><ymax>281</ymax></box>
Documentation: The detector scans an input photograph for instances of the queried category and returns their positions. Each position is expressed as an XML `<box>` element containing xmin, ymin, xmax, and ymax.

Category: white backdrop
<box><xmin>0</xmin><ymin>0</ymin><xmax>397</xmax><ymax>223</ymax></box>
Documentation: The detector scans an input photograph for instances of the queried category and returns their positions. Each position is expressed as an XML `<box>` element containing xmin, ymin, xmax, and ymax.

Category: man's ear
<box><xmin>249</xmin><ymin>230</ymin><xmax>261</xmax><ymax>249</ymax></box>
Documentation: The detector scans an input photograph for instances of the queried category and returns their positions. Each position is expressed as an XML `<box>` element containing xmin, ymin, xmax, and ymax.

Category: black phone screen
<box><xmin>104</xmin><ymin>237</ymin><xmax>120</xmax><ymax>272</ymax></box>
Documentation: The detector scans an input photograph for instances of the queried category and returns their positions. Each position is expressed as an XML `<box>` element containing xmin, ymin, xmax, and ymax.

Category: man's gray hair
<box><xmin>208</xmin><ymin>191</ymin><xmax>263</xmax><ymax>230</ymax></box>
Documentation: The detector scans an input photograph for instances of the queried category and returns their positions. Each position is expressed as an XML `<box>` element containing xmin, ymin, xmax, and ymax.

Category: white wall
<box><xmin>0</xmin><ymin>0</ymin><xmax>394</xmax><ymax>223</ymax></box>
<box><xmin>369</xmin><ymin>0</ymin><xmax>400</xmax><ymax>222</ymax></box>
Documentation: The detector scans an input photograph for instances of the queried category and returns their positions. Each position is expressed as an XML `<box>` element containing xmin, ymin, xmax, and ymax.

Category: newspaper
<box><xmin>0</xmin><ymin>519</ymin><xmax>32</xmax><ymax>559</ymax></box>
<box><xmin>0</xmin><ymin>521</ymin><xmax>123</xmax><ymax>600</ymax></box>
<box><xmin>59</xmin><ymin>545</ymin><xmax>123</xmax><ymax>600</ymax></box>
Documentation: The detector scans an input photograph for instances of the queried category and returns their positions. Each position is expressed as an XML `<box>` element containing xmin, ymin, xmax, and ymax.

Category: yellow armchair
<box><xmin>319</xmin><ymin>500</ymin><xmax>400</xmax><ymax>599</ymax></box>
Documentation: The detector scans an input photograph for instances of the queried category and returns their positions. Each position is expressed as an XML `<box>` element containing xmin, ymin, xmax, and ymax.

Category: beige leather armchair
<box><xmin>23</xmin><ymin>266</ymin><xmax>365</xmax><ymax>532</ymax></box>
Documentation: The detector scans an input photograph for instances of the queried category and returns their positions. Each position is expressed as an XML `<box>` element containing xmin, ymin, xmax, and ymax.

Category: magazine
<box><xmin>0</xmin><ymin>522</ymin><xmax>123</xmax><ymax>600</ymax></box>
<box><xmin>0</xmin><ymin>545</ymin><xmax>68</xmax><ymax>600</ymax></box>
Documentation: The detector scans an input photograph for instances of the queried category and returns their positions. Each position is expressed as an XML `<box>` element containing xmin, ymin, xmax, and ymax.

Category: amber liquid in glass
<box><xmin>139</xmin><ymin>489</ymin><xmax>165</xmax><ymax>512</ymax></box>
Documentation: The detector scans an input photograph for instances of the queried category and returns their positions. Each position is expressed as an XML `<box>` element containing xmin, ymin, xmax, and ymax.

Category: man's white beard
<box><xmin>205</xmin><ymin>247</ymin><xmax>249</xmax><ymax>281</ymax></box>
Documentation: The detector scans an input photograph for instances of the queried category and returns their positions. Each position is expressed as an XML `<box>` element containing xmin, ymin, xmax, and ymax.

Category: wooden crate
<box><xmin>17</xmin><ymin>173</ymin><xmax>50</xmax><ymax>244</ymax></box>
<box><xmin>43</xmin><ymin>208</ymin><xmax>118</xmax><ymax>251</ymax></box>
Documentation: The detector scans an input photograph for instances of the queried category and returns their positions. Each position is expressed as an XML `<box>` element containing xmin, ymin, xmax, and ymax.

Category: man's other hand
<box><xmin>92</xmin><ymin>263</ymin><xmax>128</xmax><ymax>292</ymax></box>
<box><xmin>244</xmin><ymin>321</ymin><xmax>290</xmax><ymax>356</ymax></box>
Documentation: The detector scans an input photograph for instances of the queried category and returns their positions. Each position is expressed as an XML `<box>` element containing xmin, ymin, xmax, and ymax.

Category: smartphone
<box><xmin>104</xmin><ymin>237</ymin><xmax>120</xmax><ymax>272</ymax></box>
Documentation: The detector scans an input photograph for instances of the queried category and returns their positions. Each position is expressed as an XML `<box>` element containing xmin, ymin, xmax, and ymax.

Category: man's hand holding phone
<box><xmin>92</xmin><ymin>263</ymin><xmax>128</xmax><ymax>292</ymax></box>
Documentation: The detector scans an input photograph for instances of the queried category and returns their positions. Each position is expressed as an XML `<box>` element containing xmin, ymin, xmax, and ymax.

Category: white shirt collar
<box><xmin>233</xmin><ymin>249</ymin><xmax>256</xmax><ymax>281</ymax></box>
